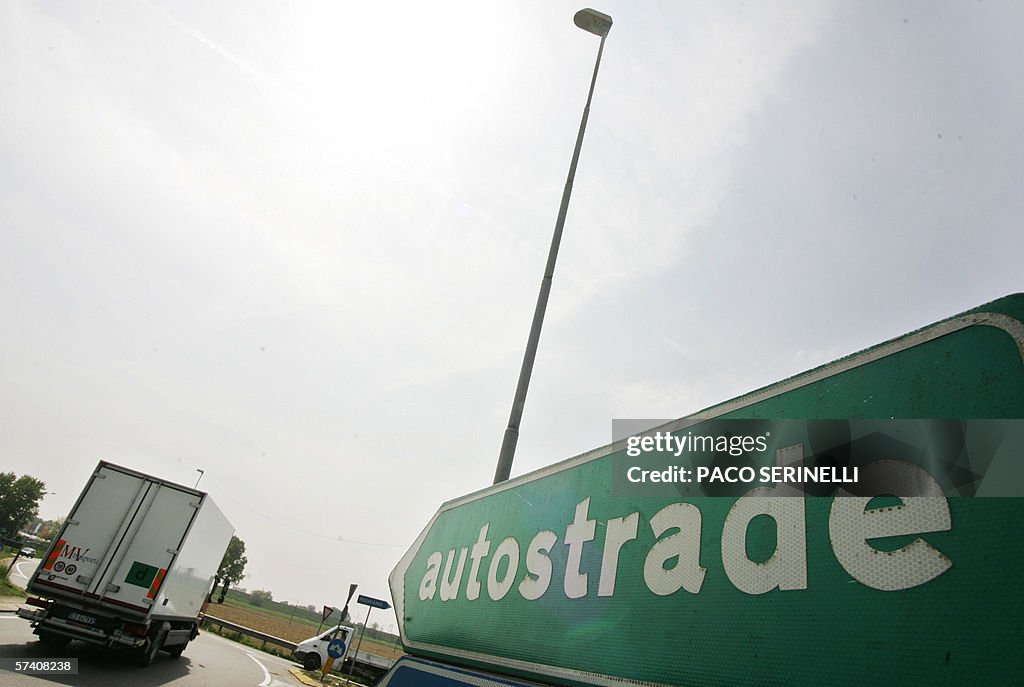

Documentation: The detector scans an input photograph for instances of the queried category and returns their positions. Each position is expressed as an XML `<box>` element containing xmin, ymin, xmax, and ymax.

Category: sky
<box><xmin>2</xmin><ymin>0</ymin><xmax>1022</xmax><ymax>632</ymax></box>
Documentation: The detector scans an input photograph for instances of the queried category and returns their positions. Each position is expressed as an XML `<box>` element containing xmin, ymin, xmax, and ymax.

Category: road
<box><xmin>2</xmin><ymin>559</ymin><xmax>304</xmax><ymax>687</ymax></box>
<box><xmin>7</xmin><ymin>558</ymin><xmax>38</xmax><ymax>589</ymax></box>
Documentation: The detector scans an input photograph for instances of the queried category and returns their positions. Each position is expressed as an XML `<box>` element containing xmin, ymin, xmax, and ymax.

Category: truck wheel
<box><xmin>303</xmin><ymin>653</ymin><xmax>322</xmax><ymax>671</ymax></box>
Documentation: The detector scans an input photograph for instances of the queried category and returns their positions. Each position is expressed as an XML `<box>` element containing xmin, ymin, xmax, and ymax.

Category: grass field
<box><xmin>1</xmin><ymin>573</ymin><xmax>26</xmax><ymax>598</ymax></box>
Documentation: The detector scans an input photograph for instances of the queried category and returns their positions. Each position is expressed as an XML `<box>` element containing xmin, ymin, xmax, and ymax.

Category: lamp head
<box><xmin>574</xmin><ymin>8</ymin><xmax>612</xmax><ymax>37</ymax></box>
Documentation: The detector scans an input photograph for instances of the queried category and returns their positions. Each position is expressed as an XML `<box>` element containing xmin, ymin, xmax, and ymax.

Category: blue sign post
<box><xmin>350</xmin><ymin>594</ymin><xmax>394</xmax><ymax>674</ymax></box>
<box><xmin>357</xmin><ymin>594</ymin><xmax>392</xmax><ymax>610</ymax></box>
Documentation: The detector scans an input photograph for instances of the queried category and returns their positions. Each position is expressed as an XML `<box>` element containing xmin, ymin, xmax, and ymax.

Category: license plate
<box><xmin>67</xmin><ymin>612</ymin><xmax>96</xmax><ymax>626</ymax></box>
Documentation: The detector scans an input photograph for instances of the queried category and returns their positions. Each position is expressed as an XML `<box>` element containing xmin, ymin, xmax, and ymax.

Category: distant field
<box><xmin>206</xmin><ymin>600</ymin><xmax>404</xmax><ymax>661</ymax></box>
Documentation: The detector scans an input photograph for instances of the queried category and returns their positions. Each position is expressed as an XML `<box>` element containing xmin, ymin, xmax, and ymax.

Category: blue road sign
<box><xmin>327</xmin><ymin>639</ymin><xmax>347</xmax><ymax>659</ymax></box>
<box><xmin>357</xmin><ymin>594</ymin><xmax>392</xmax><ymax>610</ymax></box>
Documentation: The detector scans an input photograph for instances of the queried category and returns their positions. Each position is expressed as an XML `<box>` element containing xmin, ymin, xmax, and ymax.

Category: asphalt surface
<box><xmin>0</xmin><ymin>617</ymin><xmax>303</xmax><ymax>686</ymax></box>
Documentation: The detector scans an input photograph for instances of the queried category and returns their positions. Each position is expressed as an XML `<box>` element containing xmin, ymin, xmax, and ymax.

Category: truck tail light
<box><xmin>122</xmin><ymin>622</ymin><xmax>149</xmax><ymax>637</ymax></box>
<box><xmin>26</xmin><ymin>597</ymin><xmax>49</xmax><ymax>609</ymax></box>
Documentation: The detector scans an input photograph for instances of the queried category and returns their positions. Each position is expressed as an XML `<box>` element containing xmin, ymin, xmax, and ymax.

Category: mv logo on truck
<box><xmin>43</xmin><ymin>539</ymin><xmax>101</xmax><ymax>570</ymax></box>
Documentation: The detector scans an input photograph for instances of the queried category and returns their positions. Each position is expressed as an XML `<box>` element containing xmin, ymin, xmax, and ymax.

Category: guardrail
<box><xmin>202</xmin><ymin>615</ymin><xmax>297</xmax><ymax>652</ymax></box>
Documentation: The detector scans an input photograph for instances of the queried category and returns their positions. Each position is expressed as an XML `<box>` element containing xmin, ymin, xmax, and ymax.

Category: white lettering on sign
<box><xmin>417</xmin><ymin>457</ymin><xmax>953</xmax><ymax>603</ymax></box>
<box><xmin>830</xmin><ymin>460</ymin><xmax>952</xmax><ymax>590</ymax></box>
<box><xmin>487</xmin><ymin>537</ymin><xmax>520</xmax><ymax>601</ymax></box>
<box><xmin>598</xmin><ymin>513</ymin><xmax>638</xmax><ymax>597</ymax></box>
<box><xmin>518</xmin><ymin>531</ymin><xmax>557</xmax><ymax>601</ymax></box>
<box><xmin>722</xmin><ymin>497</ymin><xmax>808</xmax><ymax>594</ymax></box>
<box><xmin>419</xmin><ymin>552</ymin><xmax>441</xmax><ymax>600</ymax></box>
<box><xmin>466</xmin><ymin>525</ymin><xmax>490</xmax><ymax>601</ymax></box>
<box><xmin>643</xmin><ymin>503</ymin><xmax>705</xmax><ymax>595</ymax></box>
<box><xmin>438</xmin><ymin>548</ymin><xmax>467</xmax><ymax>602</ymax></box>
<box><xmin>563</xmin><ymin>499</ymin><xmax>596</xmax><ymax>599</ymax></box>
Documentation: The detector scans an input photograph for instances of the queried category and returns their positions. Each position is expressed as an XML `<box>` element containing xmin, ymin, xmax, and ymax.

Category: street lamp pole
<box><xmin>494</xmin><ymin>9</ymin><xmax>612</xmax><ymax>485</ymax></box>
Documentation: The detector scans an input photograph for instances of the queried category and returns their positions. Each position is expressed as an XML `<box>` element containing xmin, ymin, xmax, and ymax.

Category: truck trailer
<box><xmin>17</xmin><ymin>461</ymin><xmax>234</xmax><ymax>665</ymax></box>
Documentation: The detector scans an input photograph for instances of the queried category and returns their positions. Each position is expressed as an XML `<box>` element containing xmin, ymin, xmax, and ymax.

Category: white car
<box><xmin>19</xmin><ymin>547</ymin><xmax>36</xmax><ymax>557</ymax></box>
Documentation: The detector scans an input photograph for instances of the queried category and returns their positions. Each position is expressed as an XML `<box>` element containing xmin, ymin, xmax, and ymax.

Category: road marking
<box><xmin>244</xmin><ymin>651</ymin><xmax>295</xmax><ymax>687</ymax></box>
<box><xmin>13</xmin><ymin>560</ymin><xmax>35</xmax><ymax>583</ymax></box>
<box><xmin>241</xmin><ymin>651</ymin><xmax>270</xmax><ymax>683</ymax></box>
<box><xmin>204</xmin><ymin>625</ymin><xmax>299</xmax><ymax>685</ymax></box>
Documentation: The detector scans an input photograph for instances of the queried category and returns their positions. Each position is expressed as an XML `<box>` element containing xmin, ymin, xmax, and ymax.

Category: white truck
<box><xmin>17</xmin><ymin>461</ymin><xmax>233</xmax><ymax>665</ymax></box>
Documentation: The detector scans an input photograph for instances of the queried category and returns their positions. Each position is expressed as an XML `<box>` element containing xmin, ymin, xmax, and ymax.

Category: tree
<box><xmin>250</xmin><ymin>589</ymin><xmax>273</xmax><ymax>607</ymax></box>
<box><xmin>217</xmin><ymin>535</ymin><xmax>248</xmax><ymax>586</ymax></box>
<box><xmin>0</xmin><ymin>472</ymin><xmax>46</xmax><ymax>542</ymax></box>
<box><xmin>37</xmin><ymin>518</ymin><xmax>64</xmax><ymax>546</ymax></box>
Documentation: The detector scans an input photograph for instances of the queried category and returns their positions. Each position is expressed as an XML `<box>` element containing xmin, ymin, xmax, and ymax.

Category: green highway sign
<box><xmin>391</xmin><ymin>294</ymin><xmax>1024</xmax><ymax>686</ymax></box>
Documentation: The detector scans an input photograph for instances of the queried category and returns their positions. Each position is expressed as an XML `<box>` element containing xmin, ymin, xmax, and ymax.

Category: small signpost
<box><xmin>316</xmin><ymin>605</ymin><xmax>333</xmax><ymax>636</ymax></box>
<box><xmin>350</xmin><ymin>594</ymin><xmax>393</xmax><ymax>675</ymax></box>
<box><xmin>323</xmin><ymin>637</ymin><xmax>346</xmax><ymax>673</ymax></box>
<box><xmin>356</xmin><ymin>594</ymin><xmax>391</xmax><ymax>610</ymax></box>
<box><xmin>322</xmin><ymin>584</ymin><xmax>357</xmax><ymax>682</ymax></box>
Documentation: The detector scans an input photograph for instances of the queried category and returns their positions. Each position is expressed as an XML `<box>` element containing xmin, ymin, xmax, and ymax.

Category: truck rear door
<box><xmin>35</xmin><ymin>464</ymin><xmax>201</xmax><ymax>613</ymax></box>
<box><xmin>98</xmin><ymin>481</ymin><xmax>199</xmax><ymax>612</ymax></box>
<box><xmin>36</xmin><ymin>465</ymin><xmax>149</xmax><ymax>598</ymax></box>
